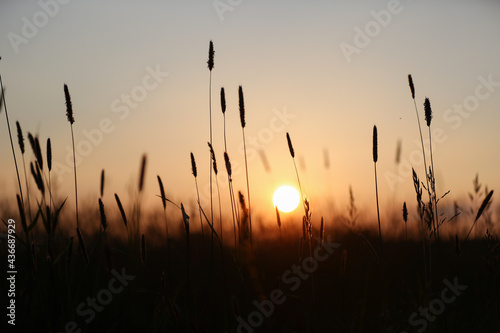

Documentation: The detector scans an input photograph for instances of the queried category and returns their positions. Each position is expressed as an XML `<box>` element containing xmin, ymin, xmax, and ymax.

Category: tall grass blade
<box><xmin>100</xmin><ymin>169</ymin><xmax>105</xmax><ymax>198</ymax></box>
<box><xmin>64</xmin><ymin>84</ymin><xmax>79</xmax><ymax>228</ymax></box>
<box><xmin>239</xmin><ymin>85</ymin><xmax>252</xmax><ymax>243</ymax></box>
<box><xmin>114</xmin><ymin>193</ymin><xmax>128</xmax><ymax>227</ymax></box>
<box><xmin>0</xmin><ymin>76</ymin><xmax>24</xmax><ymax>206</ymax></box>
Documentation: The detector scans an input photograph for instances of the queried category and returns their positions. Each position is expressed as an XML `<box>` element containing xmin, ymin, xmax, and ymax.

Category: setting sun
<box><xmin>273</xmin><ymin>185</ymin><xmax>301</xmax><ymax>213</ymax></box>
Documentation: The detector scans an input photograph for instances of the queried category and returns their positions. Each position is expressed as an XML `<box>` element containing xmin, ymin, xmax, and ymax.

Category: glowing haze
<box><xmin>0</xmin><ymin>1</ymin><xmax>499</xmax><ymax>222</ymax></box>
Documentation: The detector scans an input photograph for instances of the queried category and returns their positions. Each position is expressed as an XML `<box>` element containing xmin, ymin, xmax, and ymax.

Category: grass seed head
<box><xmin>238</xmin><ymin>191</ymin><xmax>248</xmax><ymax>216</ymax></box>
<box><xmin>424</xmin><ymin>97</ymin><xmax>432</xmax><ymax>127</ymax></box>
<box><xmin>16</xmin><ymin>121</ymin><xmax>25</xmax><ymax>154</ymax></box>
<box><xmin>34</xmin><ymin>136</ymin><xmax>43</xmax><ymax>171</ymax></box>
<box><xmin>207</xmin><ymin>40</ymin><xmax>214</xmax><ymax>71</ymax></box>
<box><xmin>114</xmin><ymin>193</ymin><xmax>128</xmax><ymax>227</ymax></box>
<box><xmin>224</xmin><ymin>152</ymin><xmax>232</xmax><ymax>177</ymax></box>
<box><xmin>220</xmin><ymin>87</ymin><xmax>226</xmax><ymax>114</ymax></box>
<box><xmin>27</xmin><ymin>132</ymin><xmax>36</xmax><ymax>156</ymax></box>
<box><xmin>46</xmin><ymin>138</ymin><xmax>52</xmax><ymax>171</ymax></box>
<box><xmin>138</xmin><ymin>154</ymin><xmax>147</xmax><ymax>192</ymax></box>
<box><xmin>403</xmin><ymin>202</ymin><xmax>408</xmax><ymax>223</ymax></box>
<box><xmin>100</xmin><ymin>169</ymin><xmax>105</xmax><ymax>197</ymax></box>
<box><xmin>31</xmin><ymin>161</ymin><xmax>45</xmax><ymax>194</ymax></box>
<box><xmin>181</xmin><ymin>203</ymin><xmax>189</xmax><ymax>235</ymax></box>
<box><xmin>157</xmin><ymin>175</ymin><xmax>167</xmax><ymax>210</ymax></box>
<box><xmin>64</xmin><ymin>84</ymin><xmax>74</xmax><ymax>124</ymax></box>
<box><xmin>275</xmin><ymin>206</ymin><xmax>281</xmax><ymax>228</ymax></box>
<box><xmin>408</xmin><ymin>74</ymin><xmax>415</xmax><ymax>99</ymax></box>
<box><xmin>475</xmin><ymin>190</ymin><xmax>494</xmax><ymax>222</ymax></box>
<box><xmin>286</xmin><ymin>132</ymin><xmax>295</xmax><ymax>158</ymax></box>
<box><xmin>190</xmin><ymin>152</ymin><xmax>197</xmax><ymax>178</ymax></box>
<box><xmin>238</xmin><ymin>85</ymin><xmax>245</xmax><ymax>128</ymax></box>
<box><xmin>372</xmin><ymin>125</ymin><xmax>378</xmax><ymax>163</ymax></box>
<box><xmin>208</xmin><ymin>142</ymin><xmax>218</xmax><ymax>175</ymax></box>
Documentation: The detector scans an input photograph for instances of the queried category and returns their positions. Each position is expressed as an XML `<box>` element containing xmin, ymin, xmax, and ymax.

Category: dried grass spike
<box><xmin>475</xmin><ymin>190</ymin><xmax>494</xmax><ymax>222</ymax></box>
<box><xmin>238</xmin><ymin>86</ymin><xmax>245</xmax><ymax>128</ymax></box>
<box><xmin>238</xmin><ymin>191</ymin><xmax>248</xmax><ymax>216</ymax></box>
<box><xmin>190</xmin><ymin>152</ymin><xmax>197</xmax><ymax>178</ymax></box>
<box><xmin>181</xmin><ymin>203</ymin><xmax>189</xmax><ymax>235</ymax></box>
<box><xmin>208</xmin><ymin>142</ymin><xmax>218</xmax><ymax>175</ymax></box>
<box><xmin>114</xmin><ymin>193</ymin><xmax>127</xmax><ymax>227</ymax></box>
<box><xmin>16</xmin><ymin>121</ymin><xmax>24</xmax><ymax>154</ymax></box>
<box><xmin>100</xmin><ymin>169</ymin><xmax>105</xmax><ymax>197</ymax></box>
<box><xmin>46</xmin><ymin>138</ymin><xmax>52</xmax><ymax>171</ymax></box>
<box><xmin>27</xmin><ymin>132</ymin><xmax>36</xmax><ymax>155</ymax></box>
<box><xmin>220</xmin><ymin>87</ymin><xmax>226</xmax><ymax>114</ymax></box>
<box><xmin>224</xmin><ymin>152</ymin><xmax>232</xmax><ymax>176</ymax></box>
<box><xmin>408</xmin><ymin>74</ymin><xmax>415</xmax><ymax>99</ymax></box>
<box><xmin>34</xmin><ymin>137</ymin><xmax>43</xmax><ymax>171</ymax></box>
<box><xmin>157</xmin><ymin>176</ymin><xmax>167</xmax><ymax>210</ymax></box>
<box><xmin>286</xmin><ymin>132</ymin><xmax>295</xmax><ymax>158</ymax></box>
<box><xmin>64</xmin><ymin>84</ymin><xmax>74</xmax><ymax>124</ymax></box>
<box><xmin>207</xmin><ymin>41</ymin><xmax>214</xmax><ymax>71</ymax></box>
<box><xmin>372</xmin><ymin>125</ymin><xmax>378</xmax><ymax>163</ymax></box>
<box><xmin>402</xmin><ymin>202</ymin><xmax>408</xmax><ymax>223</ymax></box>
<box><xmin>138</xmin><ymin>154</ymin><xmax>147</xmax><ymax>192</ymax></box>
<box><xmin>424</xmin><ymin>98</ymin><xmax>432</xmax><ymax>127</ymax></box>
<box><xmin>275</xmin><ymin>206</ymin><xmax>281</xmax><ymax>228</ymax></box>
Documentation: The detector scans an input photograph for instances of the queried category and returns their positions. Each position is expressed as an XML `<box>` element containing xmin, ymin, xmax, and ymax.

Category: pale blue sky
<box><xmin>1</xmin><ymin>0</ymin><xmax>499</xmax><ymax>221</ymax></box>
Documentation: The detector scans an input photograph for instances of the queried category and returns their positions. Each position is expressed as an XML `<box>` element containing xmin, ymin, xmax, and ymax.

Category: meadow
<box><xmin>0</xmin><ymin>42</ymin><xmax>499</xmax><ymax>333</ymax></box>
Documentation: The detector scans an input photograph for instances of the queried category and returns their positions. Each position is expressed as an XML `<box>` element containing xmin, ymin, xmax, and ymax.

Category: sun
<box><xmin>273</xmin><ymin>185</ymin><xmax>301</xmax><ymax>213</ymax></box>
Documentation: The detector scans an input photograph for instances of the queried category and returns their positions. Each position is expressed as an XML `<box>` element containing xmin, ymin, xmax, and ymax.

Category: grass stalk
<box><xmin>0</xmin><ymin>76</ymin><xmax>25</xmax><ymax>207</ymax></box>
<box><xmin>191</xmin><ymin>152</ymin><xmax>204</xmax><ymax>238</ymax></box>
<box><xmin>403</xmin><ymin>202</ymin><xmax>408</xmax><ymax>241</ymax></box>
<box><xmin>424</xmin><ymin>97</ymin><xmax>439</xmax><ymax>240</ymax></box>
<box><xmin>16</xmin><ymin>121</ymin><xmax>32</xmax><ymax>223</ymax></box>
<box><xmin>239</xmin><ymin>85</ymin><xmax>252</xmax><ymax>243</ymax></box>
<box><xmin>64</xmin><ymin>84</ymin><xmax>79</xmax><ymax>229</ymax></box>
<box><xmin>208</xmin><ymin>142</ymin><xmax>223</xmax><ymax>246</ymax></box>
<box><xmin>373</xmin><ymin>125</ymin><xmax>383</xmax><ymax>256</ymax></box>
<box><xmin>208</xmin><ymin>41</ymin><xmax>215</xmax><ymax>255</ymax></box>
<box><xmin>408</xmin><ymin>75</ymin><xmax>434</xmax><ymax>236</ymax></box>
<box><xmin>224</xmin><ymin>152</ymin><xmax>238</xmax><ymax>250</ymax></box>
<box><xmin>181</xmin><ymin>203</ymin><xmax>190</xmax><ymax>296</ymax></box>
<box><xmin>286</xmin><ymin>132</ymin><xmax>305</xmax><ymax>213</ymax></box>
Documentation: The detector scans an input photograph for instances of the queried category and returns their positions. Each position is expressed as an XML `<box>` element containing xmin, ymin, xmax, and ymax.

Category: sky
<box><xmin>1</xmin><ymin>0</ymin><xmax>499</xmax><ymax>225</ymax></box>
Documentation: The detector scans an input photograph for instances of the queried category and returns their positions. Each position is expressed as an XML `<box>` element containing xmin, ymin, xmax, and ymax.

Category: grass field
<box><xmin>1</xmin><ymin>43</ymin><xmax>499</xmax><ymax>333</ymax></box>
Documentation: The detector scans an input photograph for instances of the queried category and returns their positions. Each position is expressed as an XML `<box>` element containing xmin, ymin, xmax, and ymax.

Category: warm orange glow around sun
<box><xmin>273</xmin><ymin>185</ymin><xmax>301</xmax><ymax>213</ymax></box>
